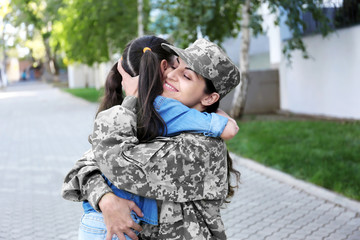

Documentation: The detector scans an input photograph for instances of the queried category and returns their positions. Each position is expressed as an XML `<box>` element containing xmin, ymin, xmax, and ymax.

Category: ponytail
<box><xmin>96</xmin><ymin>36</ymin><xmax>172</xmax><ymax>141</ymax></box>
<box><xmin>97</xmin><ymin>63</ymin><xmax>124</xmax><ymax>116</ymax></box>
<box><xmin>137</xmin><ymin>51</ymin><xmax>167</xmax><ymax>141</ymax></box>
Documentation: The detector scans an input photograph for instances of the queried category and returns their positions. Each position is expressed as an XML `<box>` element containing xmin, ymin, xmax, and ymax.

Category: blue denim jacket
<box><xmin>83</xmin><ymin>96</ymin><xmax>228</xmax><ymax>225</ymax></box>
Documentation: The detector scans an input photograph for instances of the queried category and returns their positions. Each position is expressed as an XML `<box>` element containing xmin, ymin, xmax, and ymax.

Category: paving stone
<box><xmin>327</xmin><ymin>231</ymin><xmax>349</xmax><ymax>240</ymax></box>
<box><xmin>346</xmin><ymin>230</ymin><xmax>360</xmax><ymax>240</ymax></box>
<box><xmin>2</xmin><ymin>82</ymin><xmax>360</xmax><ymax>240</ymax></box>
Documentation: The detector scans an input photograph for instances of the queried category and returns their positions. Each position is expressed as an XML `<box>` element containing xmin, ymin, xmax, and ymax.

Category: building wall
<box><xmin>222</xmin><ymin>31</ymin><xmax>272</xmax><ymax>70</ymax></box>
<box><xmin>220</xmin><ymin>69</ymin><xmax>280</xmax><ymax>114</ymax></box>
<box><xmin>6</xmin><ymin>58</ymin><xmax>20</xmax><ymax>82</ymax></box>
<box><xmin>68</xmin><ymin>62</ymin><xmax>112</xmax><ymax>89</ymax></box>
<box><xmin>279</xmin><ymin>25</ymin><xmax>360</xmax><ymax>119</ymax></box>
<box><xmin>19</xmin><ymin>60</ymin><xmax>32</xmax><ymax>72</ymax></box>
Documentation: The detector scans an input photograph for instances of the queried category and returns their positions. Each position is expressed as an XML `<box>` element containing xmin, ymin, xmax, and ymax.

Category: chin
<box><xmin>162</xmin><ymin>91</ymin><xmax>175</xmax><ymax>98</ymax></box>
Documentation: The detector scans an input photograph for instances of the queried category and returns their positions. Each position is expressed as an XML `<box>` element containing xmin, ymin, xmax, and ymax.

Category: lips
<box><xmin>163</xmin><ymin>82</ymin><xmax>178</xmax><ymax>92</ymax></box>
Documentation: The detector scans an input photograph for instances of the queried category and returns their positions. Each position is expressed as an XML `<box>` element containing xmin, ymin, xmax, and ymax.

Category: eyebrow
<box><xmin>178</xmin><ymin>57</ymin><xmax>197</xmax><ymax>74</ymax></box>
<box><xmin>185</xmin><ymin>67</ymin><xmax>196</xmax><ymax>73</ymax></box>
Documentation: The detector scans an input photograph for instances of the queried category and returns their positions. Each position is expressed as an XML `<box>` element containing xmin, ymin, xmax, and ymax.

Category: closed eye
<box><xmin>184</xmin><ymin>74</ymin><xmax>191</xmax><ymax>80</ymax></box>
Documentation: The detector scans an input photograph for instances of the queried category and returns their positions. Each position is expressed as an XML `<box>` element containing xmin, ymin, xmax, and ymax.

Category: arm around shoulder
<box><xmin>92</xmin><ymin>96</ymin><xmax>139</xmax><ymax>157</ymax></box>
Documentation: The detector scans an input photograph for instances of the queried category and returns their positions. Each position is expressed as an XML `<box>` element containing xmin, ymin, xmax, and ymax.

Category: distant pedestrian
<box><xmin>21</xmin><ymin>70</ymin><xmax>27</xmax><ymax>81</ymax></box>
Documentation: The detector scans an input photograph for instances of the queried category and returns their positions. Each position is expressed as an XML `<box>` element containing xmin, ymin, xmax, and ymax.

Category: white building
<box><xmin>222</xmin><ymin>3</ymin><xmax>359</xmax><ymax>120</ymax></box>
<box><xmin>68</xmin><ymin>62</ymin><xmax>112</xmax><ymax>90</ymax></box>
<box><xmin>279</xmin><ymin>25</ymin><xmax>360</xmax><ymax>120</ymax></box>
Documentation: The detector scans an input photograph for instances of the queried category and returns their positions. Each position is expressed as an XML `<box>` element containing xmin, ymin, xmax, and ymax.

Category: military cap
<box><xmin>162</xmin><ymin>38</ymin><xmax>241</xmax><ymax>99</ymax></box>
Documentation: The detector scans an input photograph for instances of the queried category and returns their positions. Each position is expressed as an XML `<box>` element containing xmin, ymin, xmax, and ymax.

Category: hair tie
<box><xmin>143</xmin><ymin>47</ymin><xmax>152</xmax><ymax>53</ymax></box>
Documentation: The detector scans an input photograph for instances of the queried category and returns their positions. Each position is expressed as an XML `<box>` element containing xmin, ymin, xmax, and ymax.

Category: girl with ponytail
<box><xmin>66</xmin><ymin>35</ymin><xmax>240</xmax><ymax>240</ymax></box>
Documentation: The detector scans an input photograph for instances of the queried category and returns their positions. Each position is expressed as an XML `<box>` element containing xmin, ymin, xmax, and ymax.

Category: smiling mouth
<box><xmin>163</xmin><ymin>82</ymin><xmax>178</xmax><ymax>92</ymax></box>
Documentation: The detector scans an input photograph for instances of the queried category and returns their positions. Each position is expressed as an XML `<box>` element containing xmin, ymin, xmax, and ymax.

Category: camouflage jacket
<box><xmin>62</xmin><ymin>96</ymin><xmax>229</xmax><ymax>239</ymax></box>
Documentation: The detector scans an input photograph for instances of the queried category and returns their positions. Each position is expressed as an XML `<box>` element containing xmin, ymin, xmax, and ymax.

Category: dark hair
<box><xmin>97</xmin><ymin>63</ymin><xmax>124</xmax><ymax>114</ymax></box>
<box><xmin>97</xmin><ymin>35</ymin><xmax>174</xmax><ymax>142</ymax></box>
<box><xmin>202</xmin><ymin>78</ymin><xmax>240</xmax><ymax>202</ymax></box>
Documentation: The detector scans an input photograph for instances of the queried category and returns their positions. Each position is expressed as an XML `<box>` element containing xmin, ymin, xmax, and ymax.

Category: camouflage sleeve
<box><xmin>91</xmin><ymin>96</ymin><xmax>139</xmax><ymax>157</ymax></box>
<box><xmin>61</xmin><ymin>149</ymin><xmax>113</xmax><ymax>212</ymax></box>
<box><xmin>97</xmin><ymin>133</ymin><xmax>229</xmax><ymax>202</ymax></box>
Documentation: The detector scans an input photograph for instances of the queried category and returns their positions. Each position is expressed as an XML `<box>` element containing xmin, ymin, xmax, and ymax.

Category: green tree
<box><xmin>53</xmin><ymin>0</ymin><xmax>150</xmax><ymax>66</ymax></box>
<box><xmin>0</xmin><ymin>0</ymin><xmax>11</xmax><ymax>71</ymax></box>
<box><xmin>152</xmin><ymin>0</ymin><xmax>242</xmax><ymax>47</ymax></box>
<box><xmin>9</xmin><ymin>0</ymin><xmax>64</xmax><ymax>75</ymax></box>
<box><xmin>154</xmin><ymin>0</ymin><xmax>332</xmax><ymax>118</ymax></box>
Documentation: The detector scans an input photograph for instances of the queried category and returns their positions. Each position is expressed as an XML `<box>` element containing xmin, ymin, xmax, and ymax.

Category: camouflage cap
<box><xmin>161</xmin><ymin>38</ymin><xmax>241</xmax><ymax>99</ymax></box>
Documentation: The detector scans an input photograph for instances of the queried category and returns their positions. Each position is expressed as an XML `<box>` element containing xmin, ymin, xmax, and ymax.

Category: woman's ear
<box><xmin>160</xmin><ymin>60</ymin><xmax>168</xmax><ymax>75</ymax></box>
<box><xmin>201</xmin><ymin>92</ymin><xmax>220</xmax><ymax>107</ymax></box>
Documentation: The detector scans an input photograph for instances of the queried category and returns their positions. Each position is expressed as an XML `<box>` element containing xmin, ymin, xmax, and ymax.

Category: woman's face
<box><xmin>162</xmin><ymin>57</ymin><xmax>208</xmax><ymax>111</ymax></box>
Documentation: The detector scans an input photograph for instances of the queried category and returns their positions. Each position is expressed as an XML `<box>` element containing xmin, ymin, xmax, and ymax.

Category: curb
<box><xmin>230</xmin><ymin>153</ymin><xmax>360</xmax><ymax>214</ymax></box>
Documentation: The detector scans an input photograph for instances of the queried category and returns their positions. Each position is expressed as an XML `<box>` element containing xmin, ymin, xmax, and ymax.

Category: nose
<box><xmin>167</xmin><ymin>66</ymin><xmax>179</xmax><ymax>81</ymax></box>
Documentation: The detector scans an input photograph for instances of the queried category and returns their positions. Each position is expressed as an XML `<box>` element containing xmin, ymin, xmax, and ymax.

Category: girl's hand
<box><xmin>99</xmin><ymin>192</ymin><xmax>143</xmax><ymax>240</ymax></box>
<box><xmin>117</xmin><ymin>58</ymin><xmax>139</xmax><ymax>97</ymax></box>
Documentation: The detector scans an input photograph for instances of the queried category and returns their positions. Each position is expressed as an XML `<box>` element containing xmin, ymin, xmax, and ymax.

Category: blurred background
<box><xmin>1</xmin><ymin>0</ymin><xmax>359</xmax><ymax>118</ymax></box>
<box><xmin>0</xmin><ymin>0</ymin><xmax>359</xmax><ymax>238</ymax></box>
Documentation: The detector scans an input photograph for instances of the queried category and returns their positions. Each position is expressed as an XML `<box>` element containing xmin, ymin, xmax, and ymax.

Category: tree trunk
<box><xmin>43</xmin><ymin>36</ymin><xmax>59</xmax><ymax>76</ymax></box>
<box><xmin>137</xmin><ymin>0</ymin><xmax>144</xmax><ymax>37</ymax></box>
<box><xmin>230</xmin><ymin>0</ymin><xmax>251</xmax><ymax>118</ymax></box>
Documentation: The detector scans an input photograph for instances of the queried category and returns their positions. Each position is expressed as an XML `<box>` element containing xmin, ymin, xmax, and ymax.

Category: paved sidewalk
<box><xmin>0</xmin><ymin>82</ymin><xmax>96</xmax><ymax>239</ymax></box>
<box><xmin>222</xmin><ymin>156</ymin><xmax>360</xmax><ymax>240</ymax></box>
<box><xmin>0</xmin><ymin>82</ymin><xmax>359</xmax><ymax>240</ymax></box>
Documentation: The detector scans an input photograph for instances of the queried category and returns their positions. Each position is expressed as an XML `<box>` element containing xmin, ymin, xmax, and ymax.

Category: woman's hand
<box><xmin>117</xmin><ymin>59</ymin><xmax>139</xmax><ymax>97</ymax></box>
<box><xmin>99</xmin><ymin>192</ymin><xmax>143</xmax><ymax>240</ymax></box>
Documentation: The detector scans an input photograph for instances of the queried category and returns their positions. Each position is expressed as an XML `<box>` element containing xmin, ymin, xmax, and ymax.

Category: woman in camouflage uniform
<box><xmin>63</xmin><ymin>38</ymin><xmax>241</xmax><ymax>240</ymax></box>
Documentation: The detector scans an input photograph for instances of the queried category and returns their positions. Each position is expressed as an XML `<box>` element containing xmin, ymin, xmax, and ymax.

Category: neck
<box><xmin>193</xmin><ymin>103</ymin><xmax>206</xmax><ymax>112</ymax></box>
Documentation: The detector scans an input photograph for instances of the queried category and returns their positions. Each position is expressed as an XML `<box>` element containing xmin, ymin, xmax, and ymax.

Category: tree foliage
<box><xmin>7</xmin><ymin>0</ymin><xmax>150</xmax><ymax>66</ymax></box>
<box><xmin>8</xmin><ymin>0</ymin><xmax>64</xmax><ymax>72</ymax></box>
<box><xmin>153</xmin><ymin>0</ymin><xmax>333</xmax><ymax>118</ymax></box>
<box><xmin>153</xmin><ymin>0</ymin><xmax>242</xmax><ymax>48</ymax></box>
<box><xmin>154</xmin><ymin>0</ymin><xmax>332</xmax><ymax>59</ymax></box>
<box><xmin>6</xmin><ymin>0</ymin><xmax>333</xmax><ymax>69</ymax></box>
<box><xmin>9</xmin><ymin>0</ymin><xmax>63</xmax><ymax>32</ymax></box>
<box><xmin>267</xmin><ymin>0</ymin><xmax>332</xmax><ymax>60</ymax></box>
<box><xmin>53</xmin><ymin>0</ymin><xmax>149</xmax><ymax>66</ymax></box>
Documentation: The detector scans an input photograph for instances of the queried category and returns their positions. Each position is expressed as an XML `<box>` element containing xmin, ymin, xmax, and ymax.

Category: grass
<box><xmin>63</xmin><ymin>87</ymin><xmax>103</xmax><ymax>102</ymax></box>
<box><xmin>226</xmin><ymin>119</ymin><xmax>360</xmax><ymax>201</ymax></box>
